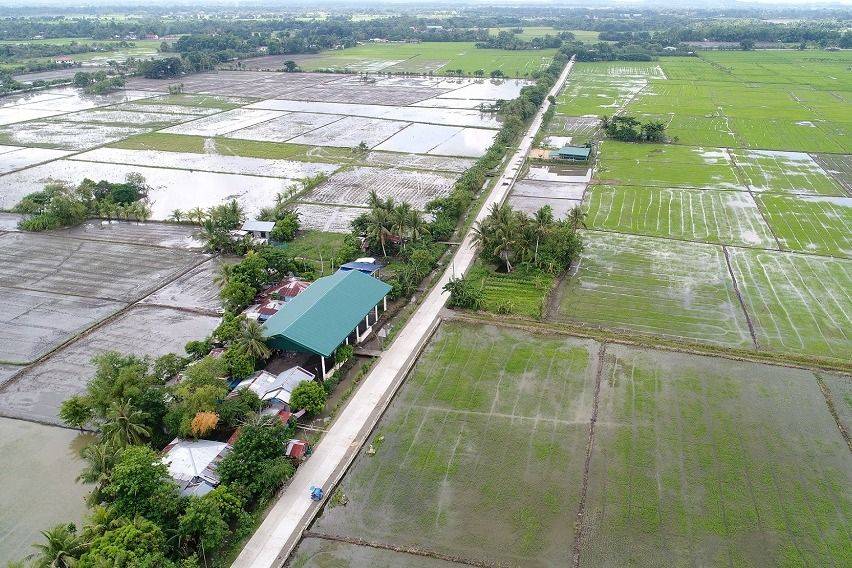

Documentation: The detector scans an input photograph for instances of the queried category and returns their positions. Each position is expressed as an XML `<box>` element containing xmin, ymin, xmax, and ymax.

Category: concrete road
<box><xmin>232</xmin><ymin>56</ymin><xmax>576</xmax><ymax>568</ymax></box>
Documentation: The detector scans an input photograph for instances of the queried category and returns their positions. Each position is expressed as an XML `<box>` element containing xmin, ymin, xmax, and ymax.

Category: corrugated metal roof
<box><xmin>339</xmin><ymin>261</ymin><xmax>384</xmax><ymax>275</ymax></box>
<box><xmin>262</xmin><ymin>270</ymin><xmax>391</xmax><ymax>357</ymax></box>
<box><xmin>242</xmin><ymin>220</ymin><xmax>275</xmax><ymax>232</ymax></box>
<box><xmin>551</xmin><ymin>146</ymin><xmax>591</xmax><ymax>159</ymax></box>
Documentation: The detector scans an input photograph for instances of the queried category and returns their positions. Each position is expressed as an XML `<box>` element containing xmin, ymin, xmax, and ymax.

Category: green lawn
<box><xmin>585</xmin><ymin>185</ymin><xmax>776</xmax><ymax>249</ymax></box>
<box><xmin>555</xmin><ymin>231</ymin><xmax>755</xmax><ymax>348</ymax></box>
<box><xmin>309</xmin><ymin>321</ymin><xmax>597</xmax><ymax>567</ymax></box>
<box><xmin>729</xmin><ymin>248</ymin><xmax>852</xmax><ymax>359</ymax></box>
<box><xmin>582</xmin><ymin>344</ymin><xmax>851</xmax><ymax>566</ymax></box>
<box><xmin>280</xmin><ymin>231</ymin><xmax>351</xmax><ymax>276</ymax></box>
<box><xmin>297</xmin><ymin>42</ymin><xmax>557</xmax><ymax>77</ymax></box>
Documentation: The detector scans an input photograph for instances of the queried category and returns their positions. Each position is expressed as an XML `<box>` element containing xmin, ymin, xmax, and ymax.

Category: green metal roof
<box><xmin>262</xmin><ymin>270</ymin><xmax>391</xmax><ymax>358</ymax></box>
<box><xmin>550</xmin><ymin>146</ymin><xmax>591</xmax><ymax>159</ymax></box>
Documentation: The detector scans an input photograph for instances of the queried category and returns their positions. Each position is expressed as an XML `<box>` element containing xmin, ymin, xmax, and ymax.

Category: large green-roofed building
<box><xmin>262</xmin><ymin>270</ymin><xmax>391</xmax><ymax>365</ymax></box>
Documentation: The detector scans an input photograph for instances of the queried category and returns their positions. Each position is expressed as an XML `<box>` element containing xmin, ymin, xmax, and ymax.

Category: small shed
<box><xmin>241</xmin><ymin>220</ymin><xmax>275</xmax><ymax>240</ymax></box>
<box><xmin>550</xmin><ymin>146</ymin><xmax>591</xmax><ymax>162</ymax></box>
<box><xmin>285</xmin><ymin>439</ymin><xmax>309</xmax><ymax>460</ymax></box>
<box><xmin>338</xmin><ymin>260</ymin><xmax>384</xmax><ymax>276</ymax></box>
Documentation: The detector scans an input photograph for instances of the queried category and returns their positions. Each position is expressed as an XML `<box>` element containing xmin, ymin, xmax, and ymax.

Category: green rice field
<box><xmin>581</xmin><ymin>344</ymin><xmax>851</xmax><ymax>566</ymax></box>
<box><xmin>595</xmin><ymin>142</ymin><xmax>742</xmax><ymax>190</ymax></box>
<box><xmin>468</xmin><ymin>263</ymin><xmax>554</xmax><ymax>319</ymax></box>
<box><xmin>731</xmin><ymin>149</ymin><xmax>845</xmax><ymax>196</ymax></box>
<box><xmin>308</xmin><ymin>321</ymin><xmax>597</xmax><ymax>567</ymax></box>
<box><xmin>297</xmin><ymin>42</ymin><xmax>557</xmax><ymax>76</ymax></box>
<box><xmin>555</xmin><ymin>231</ymin><xmax>754</xmax><ymax>348</ymax></box>
<box><xmin>296</xmin><ymin>321</ymin><xmax>851</xmax><ymax>566</ymax></box>
<box><xmin>727</xmin><ymin>249</ymin><xmax>851</xmax><ymax>359</ymax></box>
<box><xmin>622</xmin><ymin>52</ymin><xmax>852</xmax><ymax>153</ymax></box>
<box><xmin>756</xmin><ymin>195</ymin><xmax>852</xmax><ymax>257</ymax></box>
<box><xmin>585</xmin><ymin>185</ymin><xmax>776</xmax><ymax>249</ymax></box>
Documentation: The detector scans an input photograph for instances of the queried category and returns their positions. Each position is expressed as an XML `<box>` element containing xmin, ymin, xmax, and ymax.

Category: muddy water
<box><xmin>0</xmin><ymin>417</ymin><xmax>92</xmax><ymax>562</ymax></box>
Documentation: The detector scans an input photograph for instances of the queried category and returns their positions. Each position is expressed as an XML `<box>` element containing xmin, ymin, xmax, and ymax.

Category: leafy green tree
<box><xmin>231</xmin><ymin>250</ymin><xmax>268</xmax><ymax>290</ymax></box>
<box><xmin>217</xmin><ymin>388</ymin><xmax>262</xmax><ymax>429</ymax></box>
<box><xmin>289</xmin><ymin>380</ymin><xmax>327</xmax><ymax>415</ymax></box>
<box><xmin>238</xmin><ymin>319</ymin><xmax>271</xmax><ymax>360</ymax></box>
<box><xmin>178</xmin><ymin>485</ymin><xmax>247</xmax><ymax>554</ymax></box>
<box><xmin>185</xmin><ymin>338</ymin><xmax>212</xmax><ymax>360</ymax></box>
<box><xmin>223</xmin><ymin>345</ymin><xmax>255</xmax><ymax>379</ymax></box>
<box><xmin>213</xmin><ymin>312</ymin><xmax>243</xmax><ymax>344</ymax></box>
<box><xmin>59</xmin><ymin>395</ymin><xmax>93</xmax><ymax>431</ymax></box>
<box><xmin>152</xmin><ymin>353</ymin><xmax>188</xmax><ymax>382</ymax></box>
<box><xmin>270</xmin><ymin>213</ymin><xmax>299</xmax><ymax>243</ymax></box>
<box><xmin>217</xmin><ymin>416</ymin><xmax>294</xmax><ymax>500</ymax></box>
<box><xmin>101</xmin><ymin>400</ymin><xmax>151</xmax><ymax>448</ymax></box>
<box><xmin>27</xmin><ymin>523</ymin><xmax>84</xmax><ymax>568</ymax></box>
<box><xmin>220</xmin><ymin>279</ymin><xmax>256</xmax><ymax>313</ymax></box>
<box><xmin>101</xmin><ymin>446</ymin><xmax>183</xmax><ymax>529</ymax></box>
<box><xmin>78</xmin><ymin>517</ymin><xmax>170</xmax><ymax>568</ymax></box>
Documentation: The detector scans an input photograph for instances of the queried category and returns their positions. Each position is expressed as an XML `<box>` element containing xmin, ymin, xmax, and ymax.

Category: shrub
<box><xmin>289</xmin><ymin>380</ymin><xmax>327</xmax><ymax>415</ymax></box>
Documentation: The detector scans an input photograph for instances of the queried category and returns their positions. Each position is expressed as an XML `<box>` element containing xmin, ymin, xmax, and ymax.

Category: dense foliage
<box><xmin>13</xmin><ymin>174</ymin><xmax>151</xmax><ymax>231</ymax></box>
<box><xmin>602</xmin><ymin>115</ymin><xmax>668</xmax><ymax>143</ymax></box>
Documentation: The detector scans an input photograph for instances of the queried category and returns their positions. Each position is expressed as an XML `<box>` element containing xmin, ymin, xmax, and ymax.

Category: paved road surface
<box><xmin>232</xmin><ymin>56</ymin><xmax>576</xmax><ymax>568</ymax></box>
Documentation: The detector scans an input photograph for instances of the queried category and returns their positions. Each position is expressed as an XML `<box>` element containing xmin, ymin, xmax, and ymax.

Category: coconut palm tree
<box><xmin>472</xmin><ymin>203</ymin><xmax>521</xmax><ymax>273</ymax></box>
<box><xmin>169</xmin><ymin>209</ymin><xmax>184</xmax><ymax>223</ymax></box>
<box><xmin>532</xmin><ymin>205</ymin><xmax>554</xmax><ymax>265</ymax></box>
<box><xmin>392</xmin><ymin>202</ymin><xmax>413</xmax><ymax>247</ymax></box>
<box><xmin>213</xmin><ymin>263</ymin><xmax>233</xmax><ymax>288</ymax></box>
<box><xmin>28</xmin><ymin>524</ymin><xmax>85</xmax><ymax>568</ymax></box>
<box><xmin>238</xmin><ymin>319</ymin><xmax>271</xmax><ymax>360</ymax></box>
<box><xmin>567</xmin><ymin>205</ymin><xmax>587</xmax><ymax>233</ymax></box>
<box><xmin>100</xmin><ymin>400</ymin><xmax>150</xmax><ymax>448</ymax></box>
<box><xmin>364</xmin><ymin>207</ymin><xmax>392</xmax><ymax>258</ymax></box>
<box><xmin>77</xmin><ymin>442</ymin><xmax>119</xmax><ymax>505</ymax></box>
<box><xmin>408</xmin><ymin>210</ymin><xmax>429</xmax><ymax>243</ymax></box>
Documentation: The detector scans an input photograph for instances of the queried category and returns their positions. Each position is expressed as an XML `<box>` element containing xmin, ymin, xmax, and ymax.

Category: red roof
<box><xmin>260</xmin><ymin>278</ymin><xmax>310</xmax><ymax>302</ymax></box>
<box><xmin>286</xmin><ymin>439</ymin><xmax>308</xmax><ymax>459</ymax></box>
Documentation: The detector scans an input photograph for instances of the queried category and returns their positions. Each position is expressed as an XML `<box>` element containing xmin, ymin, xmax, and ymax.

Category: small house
<box><xmin>231</xmin><ymin>366</ymin><xmax>315</xmax><ymax>405</ymax></box>
<box><xmin>550</xmin><ymin>146</ymin><xmax>591</xmax><ymax>163</ymax></box>
<box><xmin>242</xmin><ymin>219</ymin><xmax>276</xmax><ymax>240</ymax></box>
<box><xmin>161</xmin><ymin>438</ymin><xmax>231</xmax><ymax>497</ymax></box>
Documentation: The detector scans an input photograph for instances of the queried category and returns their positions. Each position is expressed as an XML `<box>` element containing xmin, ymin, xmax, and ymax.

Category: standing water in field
<box><xmin>0</xmin><ymin>417</ymin><xmax>92</xmax><ymax>561</ymax></box>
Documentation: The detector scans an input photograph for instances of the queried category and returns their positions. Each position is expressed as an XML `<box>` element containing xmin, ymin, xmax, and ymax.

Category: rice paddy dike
<box><xmin>289</xmin><ymin>50</ymin><xmax>851</xmax><ymax>568</ymax></box>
